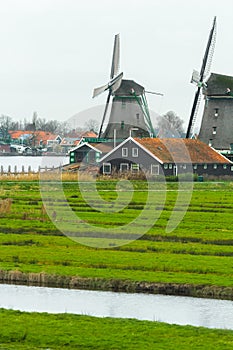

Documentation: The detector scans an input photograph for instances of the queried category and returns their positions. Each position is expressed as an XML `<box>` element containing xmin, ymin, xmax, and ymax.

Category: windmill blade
<box><xmin>203</xmin><ymin>17</ymin><xmax>217</xmax><ymax>79</ymax></box>
<box><xmin>186</xmin><ymin>87</ymin><xmax>202</xmax><ymax>138</ymax></box>
<box><xmin>186</xmin><ymin>16</ymin><xmax>217</xmax><ymax>139</ymax></box>
<box><xmin>190</xmin><ymin>70</ymin><xmax>200</xmax><ymax>85</ymax></box>
<box><xmin>109</xmin><ymin>72</ymin><xmax>123</xmax><ymax>94</ymax></box>
<box><xmin>98</xmin><ymin>91</ymin><xmax>112</xmax><ymax>138</ymax></box>
<box><xmin>200</xmin><ymin>16</ymin><xmax>217</xmax><ymax>83</ymax></box>
<box><xmin>110</xmin><ymin>34</ymin><xmax>120</xmax><ymax>79</ymax></box>
<box><xmin>145</xmin><ymin>90</ymin><xmax>164</xmax><ymax>96</ymax></box>
<box><xmin>93</xmin><ymin>72</ymin><xmax>123</xmax><ymax>99</ymax></box>
<box><xmin>92</xmin><ymin>83</ymin><xmax>109</xmax><ymax>98</ymax></box>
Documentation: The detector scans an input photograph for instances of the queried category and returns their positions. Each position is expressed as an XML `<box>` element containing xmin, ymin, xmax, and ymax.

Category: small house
<box><xmin>69</xmin><ymin>141</ymin><xmax>113</xmax><ymax>165</ymax></box>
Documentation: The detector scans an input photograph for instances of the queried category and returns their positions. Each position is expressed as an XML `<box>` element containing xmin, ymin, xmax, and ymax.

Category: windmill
<box><xmin>93</xmin><ymin>34</ymin><xmax>158</xmax><ymax>139</ymax></box>
<box><xmin>186</xmin><ymin>16</ymin><xmax>217</xmax><ymax>139</ymax></box>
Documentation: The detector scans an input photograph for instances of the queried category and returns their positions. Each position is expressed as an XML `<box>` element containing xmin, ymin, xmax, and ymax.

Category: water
<box><xmin>0</xmin><ymin>284</ymin><xmax>233</xmax><ymax>329</ymax></box>
<box><xmin>0</xmin><ymin>156</ymin><xmax>69</xmax><ymax>172</ymax></box>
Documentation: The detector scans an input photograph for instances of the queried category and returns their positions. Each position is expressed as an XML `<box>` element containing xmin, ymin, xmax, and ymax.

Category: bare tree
<box><xmin>157</xmin><ymin>111</ymin><xmax>184</xmax><ymax>137</ymax></box>
<box><xmin>84</xmin><ymin>119</ymin><xmax>99</xmax><ymax>133</ymax></box>
<box><xmin>0</xmin><ymin>115</ymin><xmax>13</xmax><ymax>141</ymax></box>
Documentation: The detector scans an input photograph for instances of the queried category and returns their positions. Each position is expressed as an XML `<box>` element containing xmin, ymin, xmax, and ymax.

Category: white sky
<box><xmin>0</xmin><ymin>0</ymin><xmax>233</xmax><ymax>130</ymax></box>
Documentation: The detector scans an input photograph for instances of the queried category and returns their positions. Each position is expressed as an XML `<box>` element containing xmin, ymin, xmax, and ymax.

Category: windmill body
<box><xmin>198</xmin><ymin>73</ymin><xmax>233</xmax><ymax>151</ymax></box>
<box><xmin>102</xmin><ymin>79</ymin><xmax>152</xmax><ymax>139</ymax></box>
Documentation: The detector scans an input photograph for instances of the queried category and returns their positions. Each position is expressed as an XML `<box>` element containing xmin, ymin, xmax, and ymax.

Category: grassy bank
<box><xmin>0</xmin><ymin>180</ymin><xmax>233</xmax><ymax>297</ymax></box>
<box><xmin>1</xmin><ymin>308</ymin><xmax>233</xmax><ymax>349</ymax></box>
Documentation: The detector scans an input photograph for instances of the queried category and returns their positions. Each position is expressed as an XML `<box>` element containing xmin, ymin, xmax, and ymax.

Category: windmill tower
<box><xmin>198</xmin><ymin>73</ymin><xmax>233</xmax><ymax>152</ymax></box>
<box><xmin>93</xmin><ymin>34</ymin><xmax>157</xmax><ymax>139</ymax></box>
<box><xmin>186</xmin><ymin>17</ymin><xmax>217</xmax><ymax>139</ymax></box>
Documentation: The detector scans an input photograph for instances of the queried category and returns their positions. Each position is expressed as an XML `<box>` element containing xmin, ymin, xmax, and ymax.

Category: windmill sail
<box><xmin>186</xmin><ymin>16</ymin><xmax>217</xmax><ymax>138</ymax></box>
<box><xmin>110</xmin><ymin>34</ymin><xmax>120</xmax><ymax>79</ymax></box>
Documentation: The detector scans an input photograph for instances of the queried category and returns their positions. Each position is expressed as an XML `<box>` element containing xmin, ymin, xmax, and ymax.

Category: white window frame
<box><xmin>151</xmin><ymin>164</ymin><xmax>159</xmax><ymax>175</ymax></box>
<box><xmin>132</xmin><ymin>148</ymin><xmax>138</xmax><ymax>157</ymax></box>
<box><xmin>223</xmin><ymin>164</ymin><xmax>227</xmax><ymax>170</ymax></box>
<box><xmin>231</xmin><ymin>166</ymin><xmax>233</xmax><ymax>172</ymax></box>
<box><xmin>103</xmin><ymin>163</ymin><xmax>111</xmax><ymax>174</ymax></box>
<box><xmin>120</xmin><ymin>163</ymin><xmax>129</xmax><ymax>172</ymax></box>
<box><xmin>122</xmin><ymin>147</ymin><xmax>128</xmax><ymax>157</ymax></box>
<box><xmin>164</xmin><ymin>164</ymin><xmax>168</xmax><ymax>169</ymax></box>
<box><xmin>193</xmin><ymin>164</ymin><xmax>197</xmax><ymax>170</ymax></box>
<box><xmin>169</xmin><ymin>164</ymin><xmax>173</xmax><ymax>169</ymax></box>
<box><xmin>131</xmin><ymin>163</ymin><xmax>139</xmax><ymax>173</ymax></box>
<box><xmin>213</xmin><ymin>164</ymin><xmax>217</xmax><ymax>169</ymax></box>
<box><xmin>203</xmin><ymin>164</ymin><xmax>208</xmax><ymax>170</ymax></box>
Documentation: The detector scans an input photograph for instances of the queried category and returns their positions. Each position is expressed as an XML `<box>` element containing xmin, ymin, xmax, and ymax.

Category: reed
<box><xmin>0</xmin><ymin>198</ymin><xmax>12</xmax><ymax>215</ymax></box>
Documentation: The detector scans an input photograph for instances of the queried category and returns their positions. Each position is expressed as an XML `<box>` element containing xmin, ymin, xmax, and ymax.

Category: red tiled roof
<box><xmin>135</xmin><ymin>138</ymin><xmax>231</xmax><ymax>164</ymax></box>
<box><xmin>9</xmin><ymin>130</ymin><xmax>57</xmax><ymax>143</ymax></box>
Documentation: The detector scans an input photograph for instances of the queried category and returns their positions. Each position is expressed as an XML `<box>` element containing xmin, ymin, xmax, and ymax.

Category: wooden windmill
<box><xmin>93</xmin><ymin>34</ymin><xmax>160</xmax><ymax>139</ymax></box>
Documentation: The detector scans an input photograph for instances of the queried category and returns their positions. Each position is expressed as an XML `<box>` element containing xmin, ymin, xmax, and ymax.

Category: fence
<box><xmin>0</xmin><ymin>165</ymin><xmax>62</xmax><ymax>175</ymax></box>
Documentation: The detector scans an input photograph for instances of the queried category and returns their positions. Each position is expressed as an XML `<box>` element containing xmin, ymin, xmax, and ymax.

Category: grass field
<box><xmin>1</xmin><ymin>308</ymin><xmax>233</xmax><ymax>350</ymax></box>
<box><xmin>0</xmin><ymin>179</ymin><xmax>233</xmax><ymax>295</ymax></box>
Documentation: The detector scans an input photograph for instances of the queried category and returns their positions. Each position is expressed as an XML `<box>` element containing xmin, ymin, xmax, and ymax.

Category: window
<box><xmin>213</xmin><ymin>164</ymin><xmax>217</xmax><ymax>169</ymax></box>
<box><xmin>213</xmin><ymin>127</ymin><xmax>217</xmax><ymax>135</ymax></box>
<box><xmin>151</xmin><ymin>164</ymin><xmax>159</xmax><ymax>175</ymax></box>
<box><xmin>120</xmin><ymin>163</ymin><xmax>129</xmax><ymax>172</ymax></box>
<box><xmin>223</xmin><ymin>164</ymin><xmax>227</xmax><ymax>170</ymax></box>
<box><xmin>122</xmin><ymin>147</ymin><xmax>128</xmax><ymax>157</ymax></box>
<box><xmin>231</xmin><ymin>166</ymin><xmax>233</xmax><ymax>172</ymax></box>
<box><xmin>103</xmin><ymin>163</ymin><xmax>111</xmax><ymax>174</ymax></box>
<box><xmin>164</xmin><ymin>164</ymin><xmax>168</xmax><ymax>169</ymax></box>
<box><xmin>214</xmin><ymin>108</ymin><xmax>219</xmax><ymax>117</ymax></box>
<box><xmin>122</xmin><ymin>101</ymin><xmax>126</xmax><ymax>109</ymax></box>
<box><xmin>169</xmin><ymin>164</ymin><xmax>173</xmax><ymax>169</ymax></box>
<box><xmin>193</xmin><ymin>164</ymin><xmax>197</xmax><ymax>170</ymax></box>
<box><xmin>209</xmin><ymin>139</ymin><xmax>213</xmax><ymax>147</ymax></box>
<box><xmin>132</xmin><ymin>148</ymin><xmax>138</xmax><ymax>157</ymax></box>
<box><xmin>203</xmin><ymin>164</ymin><xmax>208</xmax><ymax>170</ymax></box>
<box><xmin>131</xmin><ymin>163</ymin><xmax>139</xmax><ymax>173</ymax></box>
<box><xmin>121</xmin><ymin>121</ymin><xmax>125</xmax><ymax>129</ymax></box>
<box><xmin>183</xmin><ymin>164</ymin><xmax>186</xmax><ymax>169</ymax></box>
<box><xmin>70</xmin><ymin>152</ymin><xmax>75</xmax><ymax>164</ymax></box>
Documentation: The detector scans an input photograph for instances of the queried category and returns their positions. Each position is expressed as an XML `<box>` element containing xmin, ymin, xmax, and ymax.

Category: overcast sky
<box><xmin>0</xmin><ymin>0</ymin><xmax>233</xmax><ymax>131</ymax></box>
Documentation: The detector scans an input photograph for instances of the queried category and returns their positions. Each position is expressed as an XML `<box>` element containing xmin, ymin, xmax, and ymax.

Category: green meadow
<box><xmin>1</xmin><ymin>309</ymin><xmax>233</xmax><ymax>350</ymax></box>
<box><xmin>0</xmin><ymin>179</ymin><xmax>233</xmax><ymax>292</ymax></box>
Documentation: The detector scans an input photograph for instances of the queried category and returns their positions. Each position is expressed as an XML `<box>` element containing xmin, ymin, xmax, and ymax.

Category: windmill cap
<box><xmin>114</xmin><ymin>79</ymin><xmax>144</xmax><ymax>96</ymax></box>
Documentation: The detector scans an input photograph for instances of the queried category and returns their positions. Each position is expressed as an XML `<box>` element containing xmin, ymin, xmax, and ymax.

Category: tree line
<box><xmin>0</xmin><ymin>112</ymin><xmax>100</xmax><ymax>142</ymax></box>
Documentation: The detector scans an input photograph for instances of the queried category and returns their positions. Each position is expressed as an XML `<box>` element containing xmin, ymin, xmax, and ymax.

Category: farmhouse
<box><xmin>99</xmin><ymin>137</ymin><xmax>232</xmax><ymax>176</ymax></box>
